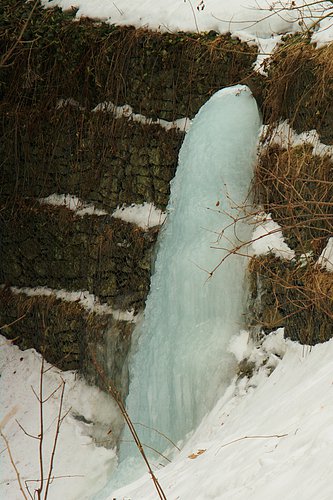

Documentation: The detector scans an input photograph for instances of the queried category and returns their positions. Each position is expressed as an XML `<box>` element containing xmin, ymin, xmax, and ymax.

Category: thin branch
<box><xmin>31</xmin><ymin>385</ymin><xmax>41</xmax><ymax>403</ymax></box>
<box><xmin>41</xmin><ymin>382</ymin><xmax>63</xmax><ymax>404</ymax></box>
<box><xmin>43</xmin><ymin>380</ymin><xmax>66</xmax><ymax>500</ymax></box>
<box><xmin>25</xmin><ymin>474</ymin><xmax>84</xmax><ymax>484</ymax></box>
<box><xmin>215</xmin><ymin>433</ymin><xmax>288</xmax><ymax>455</ymax></box>
<box><xmin>120</xmin><ymin>439</ymin><xmax>172</xmax><ymax>463</ymax></box>
<box><xmin>133</xmin><ymin>422</ymin><xmax>181</xmax><ymax>451</ymax></box>
<box><xmin>36</xmin><ymin>357</ymin><xmax>45</xmax><ymax>500</ymax></box>
<box><xmin>185</xmin><ymin>0</ymin><xmax>200</xmax><ymax>33</ymax></box>
<box><xmin>0</xmin><ymin>429</ymin><xmax>29</xmax><ymax>500</ymax></box>
<box><xmin>0</xmin><ymin>314</ymin><xmax>26</xmax><ymax>330</ymax></box>
<box><xmin>0</xmin><ymin>0</ymin><xmax>39</xmax><ymax>68</ymax></box>
<box><xmin>15</xmin><ymin>420</ymin><xmax>39</xmax><ymax>441</ymax></box>
<box><xmin>91</xmin><ymin>355</ymin><xmax>167</xmax><ymax>500</ymax></box>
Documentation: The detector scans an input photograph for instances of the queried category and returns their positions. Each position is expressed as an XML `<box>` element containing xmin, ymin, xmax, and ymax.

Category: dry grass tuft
<box><xmin>255</xmin><ymin>143</ymin><xmax>333</xmax><ymax>256</ymax></box>
<box><xmin>249</xmin><ymin>255</ymin><xmax>333</xmax><ymax>345</ymax></box>
<box><xmin>264</xmin><ymin>40</ymin><xmax>333</xmax><ymax>143</ymax></box>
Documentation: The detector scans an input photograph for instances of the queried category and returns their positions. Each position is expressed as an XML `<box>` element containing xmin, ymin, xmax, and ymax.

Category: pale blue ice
<box><xmin>101</xmin><ymin>85</ymin><xmax>261</xmax><ymax>495</ymax></box>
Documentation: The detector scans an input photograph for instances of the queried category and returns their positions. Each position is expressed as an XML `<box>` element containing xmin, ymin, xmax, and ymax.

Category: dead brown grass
<box><xmin>264</xmin><ymin>40</ymin><xmax>333</xmax><ymax>143</ymax></box>
<box><xmin>256</xmin><ymin>143</ymin><xmax>333</xmax><ymax>256</ymax></box>
<box><xmin>249</xmin><ymin>255</ymin><xmax>333</xmax><ymax>345</ymax></box>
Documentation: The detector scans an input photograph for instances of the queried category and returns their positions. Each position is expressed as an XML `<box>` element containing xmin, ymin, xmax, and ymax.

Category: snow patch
<box><xmin>43</xmin><ymin>1</ymin><xmax>333</xmax><ymax>78</ymax></box>
<box><xmin>56</xmin><ymin>97</ymin><xmax>85</xmax><ymax>111</ymax></box>
<box><xmin>39</xmin><ymin>194</ymin><xmax>108</xmax><ymax>217</ymax></box>
<box><xmin>311</xmin><ymin>14</ymin><xmax>333</xmax><ymax>48</ymax></box>
<box><xmin>229</xmin><ymin>328</ymin><xmax>287</xmax><ymax>374</ymax></box>
<box><xmin>253</xmin><ymin>34</ymin><xmax>284</xmax><ymax>75</ymax></box>
<box><xmin>92</xmin><ymin>101</ymin><xmax>191</xmax><ymax>132</ymax></box>
<box><xmin>0</xmin><ymin>335</ymin><xmax>120</xmax><ymax>500</ymax></box>
<box><xmin>5</xmin><ymin>326</ymin><xmax>333</xmax><ymax>500</ymax></box>
<box><xmin>263</xmin><ymin>121</ymin><xmax>333</xmax><ymax>157</ymax></box>
<box><xmin>228</xmin><ymin>330</ymin><xmax>254</xmax><ymax>363</ymax></box>
<box><xmin>39</xmin><ymin>194</ymin><xmax>166</xmax><ymax>230</ymax></box>
<box><xmin>250</xmin><ymin>213</ymin><xmax>295</xmax><ymax>260</ymax></box>
<box><xmin>40</xmin><ymin>0</ymin><xmax>306</xmax><ymax>38</ymax></box>
<box><xmin>112</xmin><ymin>202</ymin><xmax>166</xmax><ymax>229</ymax></box>
<box><xmin>7</xmin><ymin>286</ymin><xmax>136</xmax><ymax>321</ymax></box>
<box><xmin>111</xmin><ymin>333</ymin><xmax>333</xmax><ymax>500</ymax></box>
<box><xmin>317</xmin><ymin>237</ymin><xmax>333</xmax><ymax>272</ymax></box>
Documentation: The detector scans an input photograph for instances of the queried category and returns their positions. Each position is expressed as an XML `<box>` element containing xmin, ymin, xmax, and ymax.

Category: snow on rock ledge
<box><xmin>43</xmin><ymin>0</ymin><xmax>333</xmax><ymax>76</ymax></box>
<box><xmin>111</xmin><ymin>202</ymin><xmax>166</xmax><ymax>229</ymax></box>
<box><xmin>261</xmin><ymin>121</ymin><xmax>333</xmax><ymax>157</ymax></box>
<box><xmin>39</xmin><ymin>194</ymin><xmax>166</xmax><ymax>229</ymax></box>
<box><xmin>7</xmin><ymin>286</ymin><xmax>137</xmax><ymax>322</ymax></box>
<box><xmin>92</xmin><ymin>101</ymin><xmax>191</xmax><ymax>133</ymax></box>
<box><xmin>39</xmin><ymin>194</ymin><xmax>108</xmax><ymax>217</ymax></box>
<box><xmin>317</xmin><ymin>237</ymin><xmax>333</xmax><ymax>272</ymax></box>
<box><xmin>250</xmin><ymin>213</ymin><xmax>295</xmax><ymax>260</ymax></box>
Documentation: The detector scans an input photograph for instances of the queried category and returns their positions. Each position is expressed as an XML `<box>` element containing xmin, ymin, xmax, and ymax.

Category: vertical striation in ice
<box><xmin>120</xmin><ymin>85</ymin><xmax>261</xmax><ymax>464</ymax></box>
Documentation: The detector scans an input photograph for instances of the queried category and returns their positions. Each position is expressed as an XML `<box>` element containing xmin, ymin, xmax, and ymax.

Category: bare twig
<box><xmin>0</xmin><ymin>314</ymin><xmax>27</xmax><ymax>330</ymax></box>
<box><xmin>44</xmin><ymin>380</ymin><xmax>66</xmax><ymax>500</ymax></box>
<box><xmin>133</xmin><ymin>422</ymin><xmax>181</xmax><ymax>451</ymax></box>
<box><xmin>25</xmin><ymin>474</ymin><xmax>84</xmax><ymax>485</ymax></box>
<box><xmin>184</xmin><ymin>0</ymin><xmax>200</xmax><ymax>33</ymax></box>
<box><xmin>15</xmin><ymin>419</ymin><xmax>39</xmax><ymax>441</ymax></box>
<box><xmin>0</xmin><ymin>0</ymin><xmax>39</xmax><ymax>68</ymax></box>
<box><xmin>215</xmin><ymin>433</ymin><xmax>288</xmax><ymax>455</ymax></box>
<box><xmin>0</xmin><ymin>429</ymin><xmax>29</xmax><ymax>500</ymax></box>
<box><xmin>36</xmin><ymin>357</ymin><xmax>45</xmax><ymax>500</ymax></box>
<box><xmin>91</xmin><ymin>355</ymin><xmax>167</xmax><ymax>500</ymax></box>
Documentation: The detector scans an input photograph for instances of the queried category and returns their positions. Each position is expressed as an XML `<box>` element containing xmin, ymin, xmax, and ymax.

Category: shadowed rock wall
<box><xmin>0</xmin><ymin>1</ymin><xmax>259</xmax><ymax>395</ymax></box>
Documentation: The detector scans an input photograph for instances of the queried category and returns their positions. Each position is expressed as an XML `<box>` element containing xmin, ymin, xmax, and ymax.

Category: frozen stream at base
<box><xmin>102</xmin><ymin>85</ymin><xmax>261</xmax><ymax>494</ymax></box>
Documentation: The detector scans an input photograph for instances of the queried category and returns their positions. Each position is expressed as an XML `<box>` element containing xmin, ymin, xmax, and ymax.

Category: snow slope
<box><xmin>111</xmin><ymin>330</ymin><xmax>333</xmax><ymax>500</ymax></box>
<box><xmin>0</xmin><ymin>336</ymin><xmax>120</xmax><ymax>500</ymax></box>
<box><xmin>3</xmin><ymin>331</ymin><xmax>333</xmax><ymax>499</ymax></box>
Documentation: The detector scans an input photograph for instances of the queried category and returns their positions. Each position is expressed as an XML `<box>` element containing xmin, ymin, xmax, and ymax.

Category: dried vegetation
<box><xmin>251</xmin><ymin>37</ymin><xmax>333</xmax><ymax>344</ymax></box>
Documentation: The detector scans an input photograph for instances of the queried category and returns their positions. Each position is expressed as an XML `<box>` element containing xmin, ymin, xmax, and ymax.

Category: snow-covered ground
<box><xmin>0</xmin><ymin>335</ymin><xmax>120</xmax><ymax>500</ymax></box>
<box><xmin>111</xmin><ymin>330</ymin><xmax>333</xmax><ymax>500</ymax></box>
<box><xmin>3</xmin><ymin>330</ymin><xmax>333</xmax><ymax>499</ymax></box>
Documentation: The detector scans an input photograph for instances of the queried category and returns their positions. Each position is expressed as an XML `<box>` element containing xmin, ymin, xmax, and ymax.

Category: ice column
<box><xmin>122</xmin><ymin>85</ymin><xmax>261</xmax><ymax>458</ymax></box>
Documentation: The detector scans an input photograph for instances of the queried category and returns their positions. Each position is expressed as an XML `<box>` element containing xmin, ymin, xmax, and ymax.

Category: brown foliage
<box><xmin>264</xmin><ymin>40</ymin><xmax>333</xmax><ymax>143</ymax></box>
<box><xmin>256</xmin><ymin>143</ymin><xmax>333</xmax><ymax>255</ymax></box>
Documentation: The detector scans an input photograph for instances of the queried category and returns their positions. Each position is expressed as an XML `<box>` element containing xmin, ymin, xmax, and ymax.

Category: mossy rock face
<box><xmin>0</xmin><ymin>288</ymin><xmax>87</xmax><ymax>370</ymax></box>
<box><xmin>0</xmin><ymin>288</ymin><xmax>133</xmax><ymax>396</ymax></box>
<box><xmin>0</xmin><ymin>201</ymin><xmax>158</xmax><ymax>311</ymax></box>
<box><xmin>252</xmin><ymin>138</ymin><xmax>333</xmax><ymax>345</ymax></box>
<box><xmin>4</xmin><ymin>0</ymin><xmax>333</xmax><ymax>385</ymax></box>
<box><xmin>0</xmin><ymin>0</ymin><xmax>261</xmax><ymax>395</ymax></box>
<box><xmin>1</xmin><ymin>1</ymin><xmax>259</xmax><ymax>118</ymax></box>
<box><xmin>0</xmin><ymin>109</ymin><xmax>183</xmax><ymax>212</ymax></box>
<box><xmin>249</xmin><ymin>255</ymin><xmax>333</xmax><ymax>345</ymax></box>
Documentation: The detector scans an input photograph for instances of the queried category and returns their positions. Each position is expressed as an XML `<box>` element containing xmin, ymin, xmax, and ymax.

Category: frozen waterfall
<box><xmin>109</xmin><ymin>85</ymin><xmax>261</xmax><ymax>490</ymax></box>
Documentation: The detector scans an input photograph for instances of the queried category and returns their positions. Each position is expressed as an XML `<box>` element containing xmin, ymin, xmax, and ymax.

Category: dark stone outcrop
<box><xmin>0</xmin><ymin>0</ymin><xmax>261</xmax><ymax>394</ymax></box>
